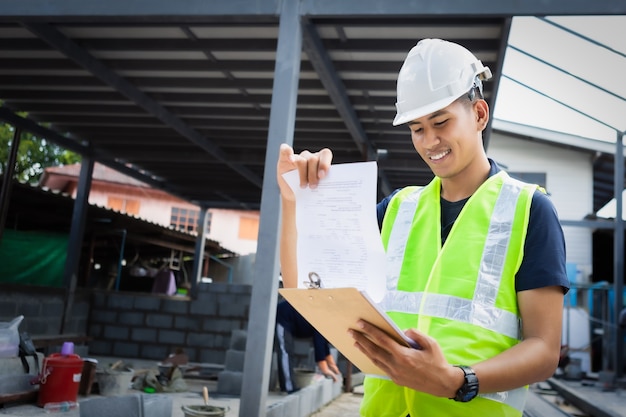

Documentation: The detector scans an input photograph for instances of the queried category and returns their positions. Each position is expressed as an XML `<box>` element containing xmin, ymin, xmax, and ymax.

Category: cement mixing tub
<box><xmin>181</xmin><ymin>405</ymin><xmax>229</xmax><ymax>417</ymax></box>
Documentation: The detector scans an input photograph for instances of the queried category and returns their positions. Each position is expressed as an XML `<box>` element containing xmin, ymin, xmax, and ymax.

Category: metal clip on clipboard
<box><xmin>304</xmin><ymin>272</ymin><xmax>322</xmax><ymax>289</ymax></box>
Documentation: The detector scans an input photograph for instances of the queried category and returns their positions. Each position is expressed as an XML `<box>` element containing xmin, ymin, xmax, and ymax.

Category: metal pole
<box><xmin>0</xmin><ymin>126</ymin><xmax>21</xmax><ymax>243</ymax></box>
<box><xmin>61</xmin><ymin>156</ymin><xmax>93</xmax><ymax>333</ymax></box>
<box><xmin>614</xmin><ymin>130</ymin><xmax>625</xmax><ymax>378</ymax></box>
<box><xmin>191</xmin><ymin>206</ymin><xmax>209</xmax><ymax>294</ymax></box>
<box><xmin>114</xmin><ymin>229</ymin><xmax>127</xmax><ymax>291</ymax></box>
<box><xmin>239</xmin><ymin>0</ymin><xmax>302</xmax><ymax>415</ymax></box>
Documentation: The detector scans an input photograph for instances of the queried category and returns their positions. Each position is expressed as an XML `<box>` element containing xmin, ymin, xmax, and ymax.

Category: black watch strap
<box><xmin>452</xmin><ymin>365</ymin><xmax>479</xmax><ymax>402</ymax></box>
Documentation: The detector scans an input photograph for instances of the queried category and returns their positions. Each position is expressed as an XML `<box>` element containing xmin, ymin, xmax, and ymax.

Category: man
<box><xmin>276</xmin><ymin>38</ymin><xmax>568</xmax><ymax>416</ymax></box>
<box><xmin>275</xmin><ymin>299</ymin><xmax>340</xmax><ymax>393</ymax></box>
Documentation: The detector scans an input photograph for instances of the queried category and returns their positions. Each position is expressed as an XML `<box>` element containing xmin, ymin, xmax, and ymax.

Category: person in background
<box><xmin>274</xmin><ymin>299</ymin><xmax>340</xmax><ymax>393</ymax></box>
<box><xmin>276</xmin><ymin>38</ymin><xmax>569</xmax><ymax>416</ymax></box>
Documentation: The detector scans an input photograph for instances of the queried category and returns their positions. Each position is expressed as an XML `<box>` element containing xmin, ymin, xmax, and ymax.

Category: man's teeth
<box><xmin>430</xmin><ymin>150</ymin><xmax>450</xmax><ymax>160</ymax></box>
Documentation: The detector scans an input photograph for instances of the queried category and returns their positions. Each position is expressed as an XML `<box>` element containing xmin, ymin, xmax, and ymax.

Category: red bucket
<box><xmin>37</xmin><ymin>353</ymin><xmax>84</xmax><ymax>407</ymax></box>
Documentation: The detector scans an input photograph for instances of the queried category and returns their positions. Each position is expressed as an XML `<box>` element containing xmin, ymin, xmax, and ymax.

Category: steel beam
<box><xmin>61</xmin><ymin>156</ymin><xmax>93</xmax><ymax>333</ymax></box>
<box><xmin>239</xmin><ymin>0</ymin><xmax>302</xmax><ymax>415</ymax></box>
<box><xmin>0</xmin><ymin>0</ymin><xmax>280</xmax><ymax>19</ymax></box>
<box><xmin>613</xmin><ymin>131</ymin><xmax>624</xmax><ymax>378</ymax></box>
<box><xmin>0</xmin><ymin>126</ymin><xmax>21</xmax><ymax>243</ymax></box>
<box><xmin>1</xmin><ymin>0</ymin><xmax>624</xmax><ymax>19</ymax></box>
<box><xmin>22</xmin><ymin>22</ymin><xmax>263</xmax><ymax>191</ymax></box>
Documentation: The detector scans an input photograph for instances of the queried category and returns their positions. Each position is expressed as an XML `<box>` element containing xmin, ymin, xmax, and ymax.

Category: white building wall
<box><xmin>87</xmin><ymin>189</ymin><xmax>197</xmax><ymax>226</ymax></box>
<box><xmin>488</xmin><ymin>133</ymin><xmax>593</xmax><ymax>282</ymax></box>
<box><xmin>88</xmin><ymin>188</ymin><xmax>259</xmax><ymax>256</ymax></box>
<box><xmin>207</xmin><ymin>209</ymin><xmax>259</xmax><ymax>256</ymax></box>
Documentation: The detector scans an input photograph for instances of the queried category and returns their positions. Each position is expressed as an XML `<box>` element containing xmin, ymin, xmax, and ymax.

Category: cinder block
<box><xmin>297</xmin><ymin>385</ymin><xmax>315</xmax><ymax>417</ymax></box>
<box><xmin>224</xmin><ymin>349</ymin><xmax>245</xmax><ymax>372</ymax></box>
<box><xmin>267</xmin><ymin>393</ymin><xmax>300</xmax><ymax>417</ymax></box>
<box><xmin>320</xmin><ymin>377</ymin><xmax>334</xmax><ymax>404</ymax></box>
<box><xmin>218</xmin><ymin>299</ymin><xmax>248</xmax><ymax>318</ymax></box>
<box><xmin>228</xmin><ymin>284</ymin><xmax>252</xmax><ymax>295</ymax></box>
<box><xmin>131</xmin><ymin>328</ymin><xmax>157</xmax><ymax>343</ymax></box>
<box><xmin>310</xmin><ymin>382</ymin><xmax>325</xmax><ymax>411</ymax></box>
<box><xmin>190</xmin><ymin>297</ymin><xmax>217</xmax><ymax>315</ymax></box>
<box><xmin>140</xmin><ymin>345</ymin><xmax>168</xmax><ymax>361</ymax></box>
<box><xmin>133</xmin><ymin>296</ymin><xmax>161</xmax><ymax>311</ymax></box>
<box><xmin>91</xmin><ymin>310</ymin><xmax>117</xmax><ymax>324</ymax></box>
<box><xmin>141</xmin><ymin>393</ymin><xmax>173</xmax><ymax>417</ymax></box>
<box><xmin>216</xmin><ymin>370</ymin><xmax>243</xmax><ymax>395</ymax></box>
<box><xmin>79</xmin><ymin>393</ymin><xmax>142</xmax><ymax>417</ymax></box>
<box><xmin>112</xmin><ymin>341</ymin><xmax>140</xmax><ymax>357</ymax></box>
<box><xmin>107</xmin><ymin>295</ymin><xmax>135</xmax><ymax>310</ymax></box>
<box><xmin>158</xmin><ymin>330</ymin><xmax>186</xmax><ymax>345</ymax></box>
<box><xmin>41</xmin><ymin>299</ymin><xmax>64</xmax><ymax>317</ymax></box>
<box><xmin>229</xmin><ymin>329</ymin><xmax>247</xmax><ymax>350</ymax></box>
<box><xmin>104</xmin><ymin>325</ymin><xmax>129</xmax><ymax>340</ymax></box>
<box><xmin>161</xmin><ymin>299</ymin><xmax>189</xmax><ymax>314</ymax></box>
<box><xmin>118</xmin><ymin>312</ymin><xmax>144</xmax><ymax>326</ymax></box>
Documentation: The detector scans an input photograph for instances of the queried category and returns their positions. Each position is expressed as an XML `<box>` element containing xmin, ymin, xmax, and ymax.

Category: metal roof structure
<box><xmin>1</xmin><ymin>2</ymin><xmax>625</xmax><ymax>416</ymax></box>
<box><xmin>1</xmin><ymin>1</ymin><xmax>623</xmax><ymax>212</ymax></box>
<box><xmin>4</xmin><ymin>176</ymin><xmax>231</xmax><ymax>257</ymax></box>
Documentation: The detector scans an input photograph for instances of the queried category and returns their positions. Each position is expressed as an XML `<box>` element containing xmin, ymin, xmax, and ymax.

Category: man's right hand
<box><xmin>277</xmin><ymin>144</ymin><xmax>333</xmax><ymax>288</ymax></box>
<box><xmin>276</xmin><ymin>144</ymin><xmax>333</xmax><ymax>202</ymax></box>
<box><xmin>317</xmin><ymin>357</ymin><xmax>341</xmax><ymax>382</ymax></box>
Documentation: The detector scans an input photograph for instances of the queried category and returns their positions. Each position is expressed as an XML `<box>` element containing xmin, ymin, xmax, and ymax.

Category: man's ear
<box><xmin>474</xmin><ymin>99</ymin><xmax>489</xmax><ymax>130</ymax></box>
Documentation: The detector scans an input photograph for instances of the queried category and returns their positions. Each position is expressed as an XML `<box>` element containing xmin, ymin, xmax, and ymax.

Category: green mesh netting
<box><xmin>0</xmin><ymin>229</ymin><xmax>68</xmax><ymax>287</ymax></box>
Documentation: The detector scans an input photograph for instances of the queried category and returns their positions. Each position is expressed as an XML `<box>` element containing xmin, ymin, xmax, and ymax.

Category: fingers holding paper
<box><xmin>350</xmin><ymin>320</ymin><xmax>459</xmax><ymax>398</ymax></box>
<box><xmin>276</xmin><ymin>144</ymin><xmax>333</xmax><ymax>201</ymax></box>
<box><xmin>277</xmin><ymin>144</ymin><xmax>334</xmax><ymax>289</ymax></box>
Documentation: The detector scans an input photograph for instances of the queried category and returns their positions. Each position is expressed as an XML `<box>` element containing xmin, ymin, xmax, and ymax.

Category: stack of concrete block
<box><xmin>266</xmin><ymin>374</ymin><xmax>343</xmax><ymax>417</ymax></box>
<box><xmin>216</xmin><ymin>329</ymin><xmax>279</xmax><ymax>395</ymax></box>
<box><xmin>79</xmin><ymin>393</ymin><xmax>171</xmax><ymax>417</ymax></box>
<box><xmin>216</xmin><ymin>329</ymin><xmax>247</xmax><ymax>395</ymax></box>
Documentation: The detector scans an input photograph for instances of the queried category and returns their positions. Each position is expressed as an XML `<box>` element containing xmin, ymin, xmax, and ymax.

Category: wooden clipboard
<box><xmin>278</xmin><ymin>287</ymin><xmax>418</xmax><ymax>376</ymax></box>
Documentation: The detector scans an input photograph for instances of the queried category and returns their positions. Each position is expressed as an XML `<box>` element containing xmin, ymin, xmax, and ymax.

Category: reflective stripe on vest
<box><xmin>376</xmin><ymin>172</ymin><xmax>531</xmax><ymax>412</ymax></box>
<box><xmin>382</xmin><ymin>173</ymin><xmax>527</xmax><ymax>336</ymax></box>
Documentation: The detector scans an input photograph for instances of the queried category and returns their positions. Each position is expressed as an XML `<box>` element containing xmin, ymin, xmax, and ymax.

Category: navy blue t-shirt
<box><xmin>276</xmin><ymin>300</ymin><xmax>331</xmax><ymax>362</ymax></box>
<box><xmin>376</xmin><ymin>159</ymin><xmax>569</xmax><ymax>293</ymax></box>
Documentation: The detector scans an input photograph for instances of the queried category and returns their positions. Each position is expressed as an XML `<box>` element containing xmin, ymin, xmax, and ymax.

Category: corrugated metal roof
<box><xmin>0</xmin><ymin>1</ymin><xmax>624</xmax><ymax>212</ymax></box>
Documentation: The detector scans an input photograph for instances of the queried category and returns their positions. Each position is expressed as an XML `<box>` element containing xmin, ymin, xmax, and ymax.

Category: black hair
<box><xmin>466</xmin><ymin>76</ymin><xmax>485</xmax><ymax>102</ymax></box>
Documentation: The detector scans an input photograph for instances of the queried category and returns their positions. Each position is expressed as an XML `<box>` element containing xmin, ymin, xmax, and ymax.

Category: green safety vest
<box><xmin>361</xmin><ymin>171</ymin><xmax>536</xmax><ymax>417</ymax></box>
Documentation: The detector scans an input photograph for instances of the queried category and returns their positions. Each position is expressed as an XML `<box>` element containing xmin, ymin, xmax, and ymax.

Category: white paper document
<box><xmin>282</xmin><ymin>161</ymin><xmax>387</xmax><ymax>302</ymax></box>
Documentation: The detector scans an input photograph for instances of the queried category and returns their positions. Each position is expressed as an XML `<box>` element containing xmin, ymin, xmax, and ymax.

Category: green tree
<box><xmin>0</xmin><ymin>121</ymin><xmax>81</xmax><ymax>183</ymax></box>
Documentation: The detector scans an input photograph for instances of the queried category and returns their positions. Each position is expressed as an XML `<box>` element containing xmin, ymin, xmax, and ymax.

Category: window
<box><xmin>107</xmin><ymin>197</ymin><xmax>140</xmax><ymax>215</ymax></box>
<box><xmin>170</xmin><ymin>207</ymin><xmax>205</xmax><ymax>233</ymax></box>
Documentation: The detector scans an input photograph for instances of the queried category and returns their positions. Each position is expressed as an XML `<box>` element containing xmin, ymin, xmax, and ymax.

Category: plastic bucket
<box><xmin>37</xmin><ymin>353</ymin><xmax>84</xmax><ymax>407</ymax></box>
<box><xmin>181</xmin><ymin>405</ymin><xmax>229</xmax><ymax>417</ymax></box>
<box><xmin>294</xmin><ymin>368</ymin><xmax>316</xmax><ymax>388</ymax></box>
<box><xmin>0</xmin><ymin>315</ymin><xmax>23</xmax><ymax>358</ymax></box>
<box><xmin>96</xmin><ymin>368</ymin><xmax>134</xmax><ymax>396</ymax></box>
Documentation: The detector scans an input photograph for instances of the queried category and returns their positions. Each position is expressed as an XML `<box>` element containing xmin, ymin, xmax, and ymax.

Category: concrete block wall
<box><xmin>87</xmin><ymin>282</ymin><xmax>253</xmax><ymax>364</ymax></box>
<box><xmin>0</xmin><ymin>285</ymin><xmax>90</xmax><ymax>336</ymax></box>
<box><xmin>0</xmin><ymin>282</ymin><xmax>318</xmax><ymax>385</ymax></box>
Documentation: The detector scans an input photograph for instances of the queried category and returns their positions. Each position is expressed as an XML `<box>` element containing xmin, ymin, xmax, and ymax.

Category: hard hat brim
<box><xmin>392</xmin><ymin>94</ymin><xmax>460</xmax><ymax>126</ymax></box>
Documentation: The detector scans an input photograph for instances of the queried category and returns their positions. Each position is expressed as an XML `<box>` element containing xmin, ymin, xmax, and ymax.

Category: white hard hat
<box><xmin>393</xmin><ymin>38</ymin><xmax>492</xmax><ymax>126</ymax></box>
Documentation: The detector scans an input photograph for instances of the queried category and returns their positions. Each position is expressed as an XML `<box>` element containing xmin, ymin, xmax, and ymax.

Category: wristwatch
<box><xmin>452</xmin><ymin>365</ymin><xmax>479</xmax><ymax>402</ymax></box>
